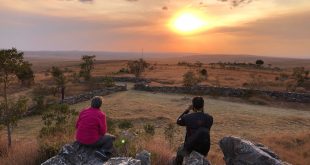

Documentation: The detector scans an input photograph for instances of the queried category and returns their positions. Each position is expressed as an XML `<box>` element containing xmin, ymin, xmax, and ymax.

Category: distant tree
<box><xmin>0</xmin><ymin>48</ymin><xmax>30</xmax><ymax>147</ymax></box>
<box><xmin>127</xmin><ymin>59</ymin><xmax>149</xmax><ymax>77</ymax></box>
<box><xmin>255</xmin><ymin>59</ymin><xmax>264</xmax><ymax>67</ymax></box>
<box><xmin>183</xmin><ymin>71</ymin><xmax>201</xmax><ymax>87</ymax></box>
<box><xmin>51</xmin><ymin>66</ymin><xmax>67</xmax><ymax>101</ymax></box>
<box><xmin>79</xmin><ymin>55</ymin><xmax>96</xmax><ymax>81</ymax></box>
<box><xmin>199</xmin><ymin>68</ymin><xmax>208</xmax><ymax>80</ymax></box>
<box><xmin>292</xmin><ymin>67</ymin><xmax>309</xmax><ymax>86</ymax></box>
<box><xmin>16</xmin><ymin>61</ymin><xmax>34</xmax><ymax>87</ymax></box>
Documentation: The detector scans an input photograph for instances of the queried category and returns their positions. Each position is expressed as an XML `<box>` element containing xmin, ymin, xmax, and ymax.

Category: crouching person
<box><xmin>174</xmin><ymin>97</ymin><xmax>213</xmax><ymax>165</ymax></box>
<box><xmin>75</xmin><ymin>96</ymin><xmax>115</xmax><ymax>161</ymax></box>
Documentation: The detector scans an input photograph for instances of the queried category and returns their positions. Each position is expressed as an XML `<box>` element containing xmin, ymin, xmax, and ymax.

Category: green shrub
<box><xmin>107</xmin><ymin>117</ymin><xmax>116</xmax><ymax>134</ymax></box>
<box><xmin>164</xmin><ymin>123</ymin><xmax>177</xmax><ymax>147</ymax></box>
<box><xmin>103</xmin><ymin>77</ymin><xmax>115</xmax><ymax>87</ymax></box>
<box><xmin>143</xmin><ymin>124</ymin><xmax>155</xmax><ymax>136</ymax></box>
<box><xmin>118</xmin><ymin>120</ymin><xmax>133</xmax><ymax>130</ymax></box>
<box><xmin>183</xmin><ymin>71</ymin><xmax>200</xmax><ymax>87</ymax></box>
<box><xmin>118</xmin><ymin>68</ymin><xmax>129</xmax><ymax>73</ymax></box>
<box><xmin>39</xmin><ymin>104</ymin><xmax>77</xmax><ymax>137</ymax></box>
<box><xmin>114</xmin><ymin>135</ymin><xmax>137</xmax><ymax>157</ymax></box>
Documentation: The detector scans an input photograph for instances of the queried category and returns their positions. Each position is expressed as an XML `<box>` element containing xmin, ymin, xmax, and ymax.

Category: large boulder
<box><xmin>41</xmin><ymin>142</ymin><xmax>148</xmax><ymax>165</ymax></box>
<box><xmin>183</xmin><ymin>151</ymin><xmax>211</xmax><ymax>165</ymax></box>
<box><xmin>219</xmin><ymin>136</ymin><xmax>291</xmax><ymax>165</ymax></box>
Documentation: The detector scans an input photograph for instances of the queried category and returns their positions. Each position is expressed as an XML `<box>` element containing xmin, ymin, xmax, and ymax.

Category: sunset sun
<box><xmin>171</xmin><ymin>10</ymin><xmax>208</xmax><ymax>34</ymax></box>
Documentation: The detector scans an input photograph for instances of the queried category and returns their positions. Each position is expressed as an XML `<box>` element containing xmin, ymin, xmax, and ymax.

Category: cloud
<box><xmin>79</xmin><ymin>0</ymin><xmax>93</xmax><ymax>3</ymax></box>
<box><xmin>210</xmin><ymin>11</ymin><xmax>310</xmax><ymax>40</ymax></box>
<box><xmin>218</xmin><ymin>0</ymin><xmax>254</xmax><ymax>7</ymax></box>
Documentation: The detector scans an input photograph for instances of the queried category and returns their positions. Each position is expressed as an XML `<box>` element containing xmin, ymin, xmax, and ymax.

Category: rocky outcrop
<box><xmin>42</xmin><ymin>136</ymin><xmax>292</xmax><ymax>165</ymax></box>
<box><xmin>183</xmin><ymin>151</ymin><xmax>211</xmax><ymax>165</ymax></box>
<box><xmin>41</xmin><ymin>142</ymin><xmax>150</xmax><ymax>165</ymax></box>
<box><xmin>219</xmin><ymin>136</ymin><xmax>291</xmax><ymax>165</ymax></box>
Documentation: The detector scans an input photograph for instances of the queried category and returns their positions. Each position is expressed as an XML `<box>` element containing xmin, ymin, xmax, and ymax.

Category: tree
<box><xmin>183</xmin><ymin>71</ymin><xmax>201</xmax><ymax>87</ymax></box>
<box><xmin>292</xmin><ymin>67</ymin><xmax>309</xmax><ymax>86</ymax></box>
<box><xmin>255</xmin><ymin>59</ymin><xmax>264</xmax><ymax>67</ymax></box>
<box><xmin>51</xmin><ymin>66</ymin><xmax>67</xmax><ymax>101</ymax></box>
<box><xmin>0</xmin><ymin>97</ymin><xmax>28</xmax><ymax>146</ymax></box>
<box><xmin>16</xmin><ymin>61</ymin><xmax>34</xmax><ymax>87</ymax></box>
<box><xmin>127</xmin><ymin>59</ymin><xmax>149</xmax><ymax>77</ymax></box>
<box><xmin>80</xmin><ymin>55</ymin><xmax>96</xmax><ymax>81</ymax></box>
<box><xmin>200</xmin><ymin>68</ymin><xmax>208</xmax><ymax>80</ymax></box>
<box><xmin>0</xmin><ymin>48</ymin><xmax>30</xmax><ymax>147</ymax></box>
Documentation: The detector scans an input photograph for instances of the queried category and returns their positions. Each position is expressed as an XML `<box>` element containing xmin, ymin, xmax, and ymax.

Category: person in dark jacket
<box><xmin>174</xmin><ymin>96</ymin><xmax>213</xmax><ymax>165</ymax></box>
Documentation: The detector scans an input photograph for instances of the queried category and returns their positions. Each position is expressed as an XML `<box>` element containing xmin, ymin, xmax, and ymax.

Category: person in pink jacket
<box><xmin>76</xmin><ymin>96</ymin><xmax>115</xmax><ymax>160</ymax></box>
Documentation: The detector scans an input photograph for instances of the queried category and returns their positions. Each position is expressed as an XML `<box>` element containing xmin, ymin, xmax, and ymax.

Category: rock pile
<box><xmin>42</xmin><ymin>136</ymin><xmax>291</xmax><ymax>165</ymax></box>
<box><xmin>220</xmin><ymin>136</ymin><xmax>291</xmax><ymax>165</ymax></box>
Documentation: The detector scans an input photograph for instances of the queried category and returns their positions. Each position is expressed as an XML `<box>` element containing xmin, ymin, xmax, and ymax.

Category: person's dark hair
<box><xmin>192</xmin><ymin>97</ymin><xmax>204</xmax><ymax>111</ymax></box>
<box><xmin>91</xmin><ymin>96</ymin><xmax>103</xmax><ymax>109</ymax></box>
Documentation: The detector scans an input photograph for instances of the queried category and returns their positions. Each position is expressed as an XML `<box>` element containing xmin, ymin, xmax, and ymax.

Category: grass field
<box><xmin>2</xmin><ymin>84</ymin><xmax>309</xmax><ymax>164</ymax></box>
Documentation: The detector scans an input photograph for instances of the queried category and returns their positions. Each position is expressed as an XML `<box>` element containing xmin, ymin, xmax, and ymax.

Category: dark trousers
<box><xmin>82</xmin><ymin>134</ymin><xmax>115</xmax><ymax>153</ymax></box>
<box><xmin>175</xmin><ymin>128</ymin><xmax>210</xmax><ymax>165</ymax></box>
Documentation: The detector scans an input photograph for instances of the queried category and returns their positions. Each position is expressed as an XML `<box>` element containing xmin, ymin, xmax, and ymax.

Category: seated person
<box><xmin>175</xmin><ymin>96</ymin><xmax>213</xmax><ymax>165</ymax></box>
<box><xmin>75</xmin><ymin>96</ymin><xmax>115</xmax><ymax>161</ymax></box>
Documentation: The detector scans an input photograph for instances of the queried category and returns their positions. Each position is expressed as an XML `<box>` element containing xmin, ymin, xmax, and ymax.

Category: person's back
<box><xmin>75</xmin><ymin>96</ymin><xmax>114</xmax><ymax>161</ymax></box>
<box><xmin>76</xmin><ymin>107</ymin><xmax>107</xmax><ymax>145</ymax></box>
<box><xmin>175</xmin><ymin>97</ymin><xmax>213</xmax><ymax>165</ymax></box>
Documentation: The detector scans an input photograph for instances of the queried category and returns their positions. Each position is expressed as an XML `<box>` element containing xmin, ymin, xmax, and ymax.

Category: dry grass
<box><xmin>0</xmin><ymin>138</ymin><xmax>39</xmax><ymax>165</ymax></box>
<box><xmin>1</xmin><ymin>84</ymin><xmax>309</xmax><ymax>164</ymax></box>
<box><xmin>141</xmin><ymin>137</ymin><xmax>174</xmax><ymax>165</ymax></box>
<box><xmin>259</xmin><ymin>132</ymin><xmax>310</xmax><ymax>165</ymax></box>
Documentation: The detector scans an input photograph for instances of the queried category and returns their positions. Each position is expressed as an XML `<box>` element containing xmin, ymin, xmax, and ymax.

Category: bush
<box><xmin>103</xmin><ymin>77</ymin><xmax>115</xmax><ymax>87</ymax></box>
<box><xmin>199</xmin><ymin>68</ymin><xmax>208</xmax><ymax>80</ymax></box>
<box><xmin>143</xmin><ymin>124</ymin><xmax>155</xmax><ymax>136</ymax></box>
<box><xmin>183</xmin><ymin>71</ymin><xmax>201</xmax><ymax>87</ymax></box>
<box><xmin>118</xmin><ymin>68</ymin><xmax>130</xmax><ymax>74</ymax></box>
<box><xmin>118</xmin><ymin>120</ymin><xmax>133</xmax><ymax>130</ymax></box>
<box><xmin>128</xmin><ymin>59</ymin><xmax>149</xmax><ymax>77</ymax></box>
<box><xmin>107</xmin><ymin>117</ymin><xmax>116</xmax><ymax>134</ymax></box>
<box><xmin>39</xmin><ymin>104</ymin><xmax>77</xmax><ymax>137</ymax></box>
<box><xmin>114</xmin><ymin>133</ymin><xmax>137</xmax><ymax>157</ymax></box>
<box><xmin>164</xmin><ymin>123</ymin><xmax>177</xmax><ymax>147</ymax></box>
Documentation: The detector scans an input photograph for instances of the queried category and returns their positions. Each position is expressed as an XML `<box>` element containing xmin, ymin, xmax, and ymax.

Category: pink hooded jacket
<box><xmin>75</xmin><ymin>107</ymin><xmax>107</xmax><ymax>145</ymax></box>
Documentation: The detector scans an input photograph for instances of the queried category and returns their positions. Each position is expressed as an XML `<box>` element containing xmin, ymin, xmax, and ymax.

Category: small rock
<box><xmin>103</xmin><ymin>157</ymin><xmax>141</xmax><ymax>165</ymax></box>
<box><xmin>136</xmin><ymin>150</ymin><xmax>151</xmax><ymax>165</ymax></box>
<box><xmin>183</xmin><ymin>151</ymin><xmax>211</xmax><ymax>165</ymax></box>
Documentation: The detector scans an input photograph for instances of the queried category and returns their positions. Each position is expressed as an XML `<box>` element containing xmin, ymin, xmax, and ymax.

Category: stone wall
<box><xmin>134</xmin><ymin>83</ymin><xmax>310</xmax><ymax>103</ymax></box>
<box><xmin>62</xmin><ymin>85</ymin><xmax>127</xmax><ymax>105</ymax></box>
<box><xmin>25</xmin><ymin>85</ymin><xmax>127</xmax><ymax>116</ymax></box>
<box><xmin>95</xmin><ymin>76</ymin><xmax>151</xmax><ymax>83</ymax></box>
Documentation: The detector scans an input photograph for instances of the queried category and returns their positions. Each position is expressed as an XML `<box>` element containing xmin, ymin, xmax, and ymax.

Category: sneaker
<box><xmin>95</xmin><ymin>150</ymin><xmax>109</xmax><ymax>161</ymax></box>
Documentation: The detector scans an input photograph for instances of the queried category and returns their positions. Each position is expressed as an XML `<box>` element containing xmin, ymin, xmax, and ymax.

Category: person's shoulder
<box><xmin>203</xmin><ymin>112</ymin><xmax>213</xmax><ymax>118</ymax></box>
<box><xmin>97</xmin><ymin>110</ymin><xmax>106</xmax><ymax>117</ymax></box>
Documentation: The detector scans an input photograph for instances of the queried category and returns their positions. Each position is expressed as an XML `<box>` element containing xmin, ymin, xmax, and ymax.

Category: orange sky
<box><xmin>0</xmin><ymin>0</ymin><xmax>310</xmax><ymax>58</ymax></box>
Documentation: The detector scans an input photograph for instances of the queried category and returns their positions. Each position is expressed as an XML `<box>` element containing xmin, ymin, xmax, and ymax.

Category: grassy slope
<box><xmin>2</xmin><ymin>86</ymin><xmax>309</xmax><ymax>164</ymax></box>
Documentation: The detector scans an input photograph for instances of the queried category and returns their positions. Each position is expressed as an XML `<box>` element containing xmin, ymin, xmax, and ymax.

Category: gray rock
<box><xmin>183</xmin><ymin>151</ymin><xmax>211</xmax><ymax>165</ymax></box>
<box><xmin>41</xmin><ymin>142</ymin><xmax>142</xmax><ymax>165</ymax></box>
<box><xmin>103</xmin><ymin>157</ymin><xmax>141</xmax><ymax>165</ymax></box>
<box><xmin>135</xmin><ymin>150</ymin><xmax>151</xmax><ymax>165</ymax></box>
<box><xmin>219</xmin><ymin>136</ymin><xmax>291</xmax><ymax>165</ymax></box>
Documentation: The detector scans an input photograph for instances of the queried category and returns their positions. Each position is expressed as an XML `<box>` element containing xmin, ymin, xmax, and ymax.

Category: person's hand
<box><xmin>185</xmin><ymin>105</ymin><xmax>193</xmax><ymax>113</ymax></box>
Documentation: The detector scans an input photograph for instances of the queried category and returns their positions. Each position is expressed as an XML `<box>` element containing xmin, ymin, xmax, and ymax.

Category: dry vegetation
<box><xmin>1</xmin><ymin>58</ymin><xmax>309</xmax><ymax>165</ymax></box>
<box><xmin>1</xmin><ymin>86</ymin><xmax>309</xmax><ymax>164</ymax></box>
